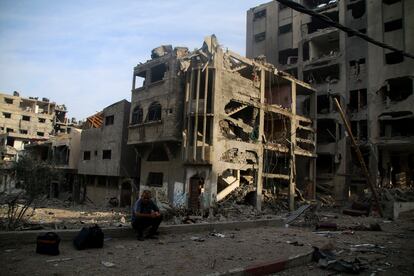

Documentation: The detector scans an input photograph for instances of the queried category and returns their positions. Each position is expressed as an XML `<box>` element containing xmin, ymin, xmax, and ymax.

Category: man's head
<box><xmin>141</xmin><ymin>190</ymin><xmax>152</xmax><ymax>203</ymax></box>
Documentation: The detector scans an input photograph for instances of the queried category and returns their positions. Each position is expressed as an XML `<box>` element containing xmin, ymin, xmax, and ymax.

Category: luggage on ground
<box><xmin>73</xmin><ymin>224</ymin><xmax>104</xmax><ymax>250</ymax></box>
<box><xmin>36</xmin><ymin>232</ymin><xmax>60</xmax><ymax>255</ymax></box>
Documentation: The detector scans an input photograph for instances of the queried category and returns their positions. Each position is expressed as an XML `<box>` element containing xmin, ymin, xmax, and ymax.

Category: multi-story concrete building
<box><xmin>246</xmin><ymin>0</ymin><xmax>414</xmax><ymax>200</ymax></box>
<box><xmin>0</xmin><ymin>91</ymin><xmax>73</xmax><ymax>161</ymax></box>
<box><xmin>78</xmin><ymin>100</ymin><xmax>138</xmax><ymax>207</ymax></box>
<box><xmin>128</xmin><ymin>36</ymin><xmax>316</xmax><ymax>211</ymax></box>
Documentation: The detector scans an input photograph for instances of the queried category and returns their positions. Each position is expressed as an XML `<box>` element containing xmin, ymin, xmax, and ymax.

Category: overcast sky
<box><xmin>0</xmin><ymin>0</ymin><xmax>266</xmax><ymax>120</ymax></box>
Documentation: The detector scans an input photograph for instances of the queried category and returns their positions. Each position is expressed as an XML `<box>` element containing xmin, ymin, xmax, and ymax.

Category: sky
<box><xmin>0</xmin><ymin>0</ymin><xmax>267</xmax><ymax>120</ymax></box>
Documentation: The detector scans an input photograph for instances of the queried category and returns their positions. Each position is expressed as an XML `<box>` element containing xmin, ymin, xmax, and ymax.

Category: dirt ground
<box><xmin>1</xmin><ymin>210</ymin><xmax>414</xmax><ymax>276</ymax></box>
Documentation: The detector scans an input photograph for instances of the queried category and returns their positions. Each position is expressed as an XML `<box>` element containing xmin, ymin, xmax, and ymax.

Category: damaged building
<box><xmin>24</xmin><ymin>128</ymin><xmax>82</xmax><ymax>199</ymax></box>
<box><xmin>128</xmin><ymin>36</ymin><xmax>316</xmax><ymax>211</ymax></box>
<box><xmin>0</xmin><ymin>91</ymin><xmax>77</xmax><ymax>192</ymax></box>
<box><xmin>246</xmin><ymin>0</ymin><xmax>414</xmax><ymax>200</ymax></box>
<box><xmin>78</xmin><ymin>100</ymin><xmax>138</xmax><ymax>207</ymax></box>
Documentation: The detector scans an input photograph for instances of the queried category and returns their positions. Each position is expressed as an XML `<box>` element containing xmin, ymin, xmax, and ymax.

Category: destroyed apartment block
<box><xmin>0</xmin><ymin>91</ymin><xmax>78</xmax><ymax>193</ymax></box>
<box><xmin>78</xmin><ymin>100</ymin><xmax>138</xmax><ymax>207</ymax></box>
<box><xmin>24</xmin><ymin>128</ymin><xmax>82</xmax><ymax>199</ymax></box>
<box><xmin>128</xmin><ymin>35</ymin><xmax>317</xmax><ymax>211</ymax></box>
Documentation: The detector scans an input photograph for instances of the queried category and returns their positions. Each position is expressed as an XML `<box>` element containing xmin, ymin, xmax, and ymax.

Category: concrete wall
<box><xmin>78</xmin><ymin>100</ymin><xmax>131</xmax><ymax>177</ymax></box>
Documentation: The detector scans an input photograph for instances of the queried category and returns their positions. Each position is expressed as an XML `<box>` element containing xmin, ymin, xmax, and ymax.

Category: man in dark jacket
<box><xmin>131</xmin><ymin>190</ymin><xmax>162</xmax><ymax>241</ymax></box>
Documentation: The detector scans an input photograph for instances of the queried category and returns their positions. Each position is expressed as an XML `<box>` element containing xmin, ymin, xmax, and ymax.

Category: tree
<box><xmin>1</xmin><ymin>155</ymin><xmax>61</xmax><ymax>230</ymax></box>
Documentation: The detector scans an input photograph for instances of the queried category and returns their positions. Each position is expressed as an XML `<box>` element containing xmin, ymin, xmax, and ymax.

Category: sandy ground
<box><xmin>1</xmin><ymin>211</ymin><xmax>414</xmax><ymax>276</ymax></box>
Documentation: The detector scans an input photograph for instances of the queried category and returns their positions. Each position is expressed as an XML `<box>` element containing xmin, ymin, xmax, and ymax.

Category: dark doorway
<box><xmin>189</xmin><ymin>176</ymin><xmax>204</xmax><ymax>211</ymax></box>
<box><xmin>120</xmin><ymin>182</ymin><xmax>132</xmax><ymax>207</ymax></box>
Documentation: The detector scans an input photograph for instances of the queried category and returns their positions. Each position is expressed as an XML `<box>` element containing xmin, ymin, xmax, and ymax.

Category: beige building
<box><xmin>78</xmin><ymin>100</ymin><xmax>138</xmax><ymax>207</ymax></box>
<box><xmin>128</xmin><ymin>36</ymin><xmax>316</xmax><ymax>211</ymax></box>
<box><xmin>0</xmin><ymin>91</ymin><xmax>72</xmax><ymax>161</ymax></box>
<box><xmin>246</xmin><ymin>0</ymin><xmax>414</xmax><ymax>200</ymax></box>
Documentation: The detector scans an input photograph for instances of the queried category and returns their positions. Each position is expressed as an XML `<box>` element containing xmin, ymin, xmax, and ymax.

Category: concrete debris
<box><xmin>312</xmin><ymin>247</ymin><xmax>365</xmax><ymax>274</ymax></box>
<box><xmin>101</xmin><ymin>261</ymin><xmax>116</xmax><ymax>268</ymax></box>
<box><xmin>190</xmin><ymin>236</ymin><xmax>205</xmax><ymax>242</ymax></box>
<box><xmin>210</xmin><ymin>232</ymin><xmax>225</xmax><ymax>238</ymax></box>
<box><xmin>151</xmin><ymin>45</ymin><xmax>173</xmax><ymax>59</ymax></box>
<box><xmin>46</xmin><ymin>258</ymin><xmax>73</xmax><ymax>263</ymax></box>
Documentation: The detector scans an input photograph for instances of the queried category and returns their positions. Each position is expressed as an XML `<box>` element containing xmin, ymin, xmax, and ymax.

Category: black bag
<box><xmin>73</xmin><ymin>224</ymin><xmax>104</xmax><ymax>250</ymax></box>
<box><xmin>36</xmin><ymin>232</ymin><xmax>60</xmax><ymax>255</ymax></box>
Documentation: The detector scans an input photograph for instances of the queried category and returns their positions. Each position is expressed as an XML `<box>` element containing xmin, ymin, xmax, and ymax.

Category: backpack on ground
<box><xmin>73</xmin><ymin>224</ymin><xmax>104</xmax><ymax>250</ymax></box>
<box><xmin>36</xmin><ymin>232</ymin><xmax>61</xmax><ymax>255</ymax></box>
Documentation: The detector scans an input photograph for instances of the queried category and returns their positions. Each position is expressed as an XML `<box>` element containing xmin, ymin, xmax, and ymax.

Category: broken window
<box><xmin>19</xmin><ymin>129</ymin><xmax>28</xmax><ymax>134</ymax></box>
<box><xmin>385</xmin><ymin>51</ymin><xmax>404</xmax><ymax>64</ymax></box>
<box><xmin>147</xmin><ymin>172</ymin><xmax>163</xmax><ymax>187</ymax></box>
<box><xmin>150</xmin><ymin>63</ymin><xmax>167</xmax><ymax>83</ymax></box>
<box><xmin>347</xmin><ymin>0</ymin><xmax>365</xmax><ymax>19</ymax></box>
<box><xmin>105</xmin><ymin>115</ymin><xmax>114</xmax><ymax>126</ymax></box>
<box><xmin>147</xmin><ymin>147</ymin><xmax>169</xmax><ymax>161</ymax></box>
<box><xmin>37</xmin><ymin>132</ymin><xmax>44</xmax><ymax>136</ymax></box>
<box><xmin>22</xmin><ymin>115</ymin><xmax>30</xmax><ymax>121</ymax></box>
<box><xmin>83</xmin><ymin>151</ymin><xmax>91</xmax><ymax>160</ymax></box>
<box><xmin>3</xmin><ymin>112</ymin><xmax>11</xmax><ymax>119</ymax></box>
<box><xmin>317</xmin><ymin>154</ymin><xmax>334</xmax><ymax>174</ymax></box>
<box><xmin>278</xmin><ymin>48</ymin><xmax>298</xmax><ymax>65</ymax></box>
<box><xmin>303</xmin><ymin>64</ymin><xmax>340</xmax><ymax>84</ymax></box>
<box><xmin>102</xmin><ymin>150</ymin><xmax>111</xmax><ymax>160</ymax></box>
<box><xmin>317</xmin><ymin>95</ymin><xmax>330</xmax><ymax>114</ymax></box>
<box><xmin>254</xmin><ymin>32</ymin><xmax>266</xmax><ymax>42</ymax></box>
<box><xmin>317</xmin><ymin>119</ymin><xmax>337</xmax><ymax>144</ymax></box>
<box><xmin>351</xmin><ymin>120</ymin><xmax>367</xmax><ymax>141</ymax></box>
<box><xmin>384</xmin><ymin>19</ymin><xmax>403</xmax><ymax>32</ymax></box>
<box><xmin>382</xmin><ymin>77</ymin><xmax>413</xmax><ymax>102</ymax></box>
<box><xmin>38</xmin><ymin>118</ymin><xmax>46</xmax><ymax>123</ymax></box>
<box><xmin>307</xmin><ymin>31</ymin><xmax>339</xmax><ymax>60</ymax></box>
<box><xmin>278</xmin><ymin>23</ymin><xmax>292</xmax><ymax>35</ymax></box>
<box><xmin>380</xmin><ymin>112</ymin><xmax>414</xmax><ymax>137</ymax></box>
<box><xmin>349</xmin><ymin>89</ymin><xmax>367</xmax><ymax>112</ymax></box>
<box><xmin>134</xmin><ymin>71</ymin><xmax>146</xmax><ymax>89</ymax></box>
<box><xmin>131</xmin><ymin>106</ymin><xmax>143</xmax><ymax>124</ymax></box>
<box><xmin>6</xmin><ymin>136</ymin><xmax>15</xmax><ymax>147</ymax></box>
<box><xmin>4</xmin><ymin>98</ymin><xmax>13</xmax><ymax>104</ymax></box>
<box><xmin>146</xmin><ymin>102</ymin><xmax>162</xmax><ymax>122</ymax></box>
<box><xmin>349</xmin><ymin>58</ymin><xmax>366</xmax><ymax>76</ymax></box>
<box><xmin>253</xmin><ymin>9</ymin><xmax>266</xmax><ymax>20</ymax></box>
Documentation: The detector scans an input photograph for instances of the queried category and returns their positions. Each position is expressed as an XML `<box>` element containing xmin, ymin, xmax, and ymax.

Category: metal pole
<box><xmin>332</xmin><ymin>97</ymin><xmax>383</xmax><ymax>217</ymax></box>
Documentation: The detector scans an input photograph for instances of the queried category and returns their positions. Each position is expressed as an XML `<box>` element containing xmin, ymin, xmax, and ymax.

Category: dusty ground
<box><xmin>1</xmin><ymin>211</ymin><xmax>414</xmax><ymax>276</ymax></box>
<box><xmin>0</xmin><ymin>199</ymin><xmax>283</xmax><ymax>230</ymax></box>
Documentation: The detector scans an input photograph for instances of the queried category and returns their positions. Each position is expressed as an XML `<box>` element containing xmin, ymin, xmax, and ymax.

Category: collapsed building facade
<box><xmin>128</xmin><ymin>36</ymin><xmax>316</xmax><ymax>211</ymax></box>
<box><xmin>0</xmin><ymin>91</ymin><xmax>78</xmax><ymax>193</ymax></box>
<box><xmin>246</xmin><ymin>0</ymin><xmax>414</xmax><ymax>201</ymax></box>
<box><xmin>24</xmin><ymin>129</ymin><xmax>82</xmax><ymax>198</ymax></box>
<box><xmin>78</xmin><ymin>100</ymin><xmax>138</xmax><ymax>206</ymax></box>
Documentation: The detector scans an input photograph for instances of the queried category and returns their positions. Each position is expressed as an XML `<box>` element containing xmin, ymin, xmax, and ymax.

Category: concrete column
<box><xmin>256</xmin><ymin>68</ymin><xmax>266</xmax><ymax>211</ymax></box>
<box><xmin>193</xmin><ymin>68</ymin><xmax>201</xmax><ymax>160</ymax></box>
<box><xmin>202</xmin><ymin>68</ymin><xmax>209</xmax><ymax>160</ymax></box>
<box><xmin>290</xmin><ymin>82</ymin><xmax>297</xmax><ymax>211</ymax></box>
